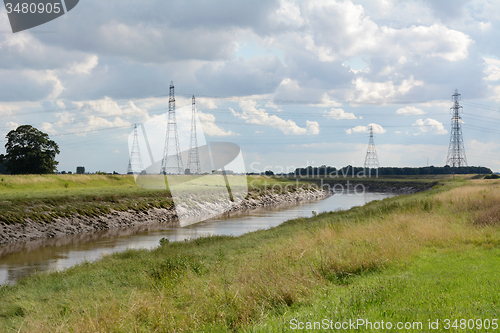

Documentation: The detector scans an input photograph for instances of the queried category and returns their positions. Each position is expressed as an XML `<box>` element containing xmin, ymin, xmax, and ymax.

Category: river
<box><xmin>0</xmin><ymin>190</ymin><xmax>394</xmax><ymax>285</ymax></box>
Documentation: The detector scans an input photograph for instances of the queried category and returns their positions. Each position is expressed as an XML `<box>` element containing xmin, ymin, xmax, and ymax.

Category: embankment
<box><xmin>304</xmin><ymin>178</ymin><xmax>439</xmax><ymax>194</ymax></box>
<box><xmin>0</xmin><ymin>188</ymin><xmax>330</xmax><ymax>246</ymax></box>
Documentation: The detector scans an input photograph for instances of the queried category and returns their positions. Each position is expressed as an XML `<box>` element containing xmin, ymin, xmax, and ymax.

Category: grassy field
<box><xmin>0</xmin><ymin>177</ymin><xmax>499</xmax><ymax>331</ymax></box>
<box><xmin>0</xmin><ymin>174</ymin><xmax>302</xmax><ymax>224</ymax></box>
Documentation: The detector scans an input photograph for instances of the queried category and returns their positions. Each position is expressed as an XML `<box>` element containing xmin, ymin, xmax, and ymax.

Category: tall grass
<box><xmin>1</xmin><ymin>179</ymin><xmax>499</xmax><ymax>331</ymax></box>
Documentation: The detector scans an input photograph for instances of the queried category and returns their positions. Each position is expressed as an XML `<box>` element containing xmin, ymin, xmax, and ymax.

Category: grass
<box><xmin>0</xmin><ymin>178</ymin><xmax>499</xmax><ymax>331</ymax></box>
<box><xmin>253</xmin><ymin>247</ymin><xmax>500</xmax><ymax>332</ymax></box>
<box><xmin>0</xmin><ymin>174</ymin><xmax>306</xmax><ymax>225</ymax></box>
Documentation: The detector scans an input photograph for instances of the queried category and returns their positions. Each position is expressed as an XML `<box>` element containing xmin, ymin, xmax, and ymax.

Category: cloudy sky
<box><xmin>1</xmin><ymin>0</ymin><xmax>500</xmax><ymax>173</ymax></box>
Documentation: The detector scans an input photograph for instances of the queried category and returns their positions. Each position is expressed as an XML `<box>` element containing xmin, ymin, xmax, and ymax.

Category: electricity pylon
<box><xmin>364</xmin><ymin>126</ymin><xmax>380</xmax><ymax>169</ymax></box>
<box><xmin>186</xmin><ymin>95</ymin><xmax>201</xmax><ymax>174</ymax></box>
<box><xmin>127</xmin><ymin>124</ymin><xmax>144</xmax><ymax>174</ymax></box>
<box><xmin>161</xmin><ymin>81</ymin><xmax>184</xmax><ymax>174</ymax></box>
<box><xmin>446</xmin><ymin>89</ymin><xmax>467</xmax><ymax>167</ymax></box>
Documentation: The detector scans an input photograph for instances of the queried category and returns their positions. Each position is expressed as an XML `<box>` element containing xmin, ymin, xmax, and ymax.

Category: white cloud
<box><xmin>198</xmin><ymin>111</ymin><xmax>237</xmax><ymax>136</ymax></box>
<box><xmin>469</xmin><ymin>139</ymin><xmax>500</xmax><ymax>152</ymax></box>
<box><xmin>265</xmin><ymin>100</ymin><xmax>282</xmax><ymax>112</ymax></box>
<box><xmin>492</xmin><ymin>85</ymin><xmax>500</xmax><ymax>102</ymax></box>
<box><xmin>392</xmin><ymin>24</ymin><xmax>472</xmax><ymax>62</ymax></box>
<box><xmin>484</xmin><ymin>57</ymin><xmax>500</xmax><ymax>82</ymax></box>
<box><xmin>478</xmin><ymin>22</ymin><xmax>492</xmax><ymax>32</ymax></box>
<box><xmin>230</xmin><ymin>100</ymin><xmax>320</xmax><ymax>135</ymax></box>
<box><xmin>0</xmin><ymin>122</ymin><xmax>18</xmax><ymax>139</ymax></box>
<box><xmin>55</xmin><ymin>112</ymin><xmax>75</xmax><ymax>127</ymax></box>
<box><xmin>412</xmin><ymin>118</ymin><xmax>448</xmax><ymax>135</ymax></box>
<box><xmin>24</xmin><ymin>70</ymin><xmax>64</xmax><ymax>100</ymax></box>
<box><xmin>316</xmin><ymin>93</ymin><xmax>342</xmax><ymax>107</ymax></box>
<box><xmin>69</xmin><ymin>55</ymin><xmax>99</xmax><ymax>75</ymax></box>
<box><xmin>41</xmin><ymin>122</ymin><xmax>57</xmax><ymax>135</ymax></box>
<box><xmin>6</xmin><ymin>122</ymin><xmax>18</xmax><ymax>131</ymax></box>
<box><xmin>418</xmin><ymin>100</ymin><xmax>452</xmax><ymax>108</ymax></box>
<box><xmin>346</xmin><ymin>123</ymin><xmax>386</xmax><ymax>134</ymax></box>
<box><xmin>296</xmin><ymin>2</ymin><xmax>472</xmax><ymax>62</ymax></box>
<box><xmin>396</xmin><ymin>106</ymin><xmax>426</xmax><ymax>115</ymax></box>
<box><xmin>323</xmin><ymin>108</ymin><xmax>358</xmax><ymax>120</ymax></box>
<box><xmin>75</xmin><ymin>97</ymin><xmax>150</xmax><ymax>122</ymax></box>
<box><xmin>197</xmin><ymin>97</ymin><xmax>218</xmax><ymax>110</ymax></box>
<box><xmin>87</xmin><ymin>115</ymin><xmax>130</xmax><ymax>129</ymax></box>
<box><xmin>347</xmin><ymin>76</ymin><xmax>424</xmax><ymax>104</ymax></box>
<box><xmin>0</xmin><ymin>105</ymin><xmax>12</xmax><ymax>116</ymax></box>
<box><xmin>39</xmin><ymin>112</ymin><xmax>76</xmax><ymax>134</ymax></box>
<box><xmin>272</xmin><ymin>0</ymin><xmax>304</xmax><ymax>27</ymax></box>
<box><xmin>306</xmin><ymin>120</ymin><xmax>320</xmax><ymax>135</ymax></box>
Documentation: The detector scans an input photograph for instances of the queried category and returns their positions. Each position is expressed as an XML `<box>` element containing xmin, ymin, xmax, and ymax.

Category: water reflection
<box><xmin>0</xmin><ymin>191</ymin><xmax>393</xmax><ymax>285</ymax></box>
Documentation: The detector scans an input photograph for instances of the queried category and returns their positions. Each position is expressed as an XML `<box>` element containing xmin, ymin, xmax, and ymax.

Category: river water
<box><xmin>0</xmin><ymin>191</ymin><xmax>394</xmax><ymax>285</ymax></box>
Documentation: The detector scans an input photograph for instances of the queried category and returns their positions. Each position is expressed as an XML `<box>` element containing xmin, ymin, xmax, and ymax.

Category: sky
<box><xmin>0</xmin><ymin>0</ymin><xmax>500</xmax><ymax>173</ymax></box>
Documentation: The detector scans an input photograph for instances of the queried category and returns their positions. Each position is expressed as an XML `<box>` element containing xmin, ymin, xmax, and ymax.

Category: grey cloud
<box><xmin>282</xmin><ymin>51</ymin><xmax>353</xmax><ymax>91</ymax></box>
<box><xmin>0</xmin><ymin>33</ymin><xmax>93</xmax><ymax>71</ymax></box>
<box><xmin>31</xmin><ymin>0</ymin><xmax>280</xmax><ymax>64</ymax></box>
<box><xmin>195</xmin><ymin>56</ymin><xmax>286</xmax><ymax>96</ymax></box>
<box><xmin>0</xmin><ymin>0</ymin><xmax>495</xmax><ymax>106</ymax></box>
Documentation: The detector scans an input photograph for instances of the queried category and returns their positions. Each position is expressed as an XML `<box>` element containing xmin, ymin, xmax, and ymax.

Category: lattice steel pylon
<box><xmin>161</xmin><ymin>81</ymin><xmax>184</xmax><ymax>174</ymax></box>
<box><xmin>446</xmin><ymin>89</ymin><xmax>467</xmax><ymax>168</ymax></box>
<box><xmin>186</xmin><ymin>95</ymin><xmax>201</xmax><ymax>175</ymax></box>
<box><xmin>364</xmin><ymin>126</ymin><xmax>380</xmax><ymax>169</ymax></box>
<box><xmin>127</xmin><ymin>124</ymin><xmax>144</xmax><ymax>174</ymax></box>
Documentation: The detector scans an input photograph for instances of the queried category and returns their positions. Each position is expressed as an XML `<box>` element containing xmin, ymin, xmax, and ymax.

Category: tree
<box><xmin>0</xmin><ymin>125</ymin><xmax>60</xmax><ymax>174</ymax></box>
<box><xmin>0</xmin><ymin>160</ymin><xmax>7</xmax><ymax>174</ymax></box>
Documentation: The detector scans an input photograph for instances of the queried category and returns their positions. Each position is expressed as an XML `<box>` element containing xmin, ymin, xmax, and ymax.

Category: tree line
<box><xmin>0</xmin><ymin>125</ymin><xmax>495</xmax><ymax>176</ymax></box>
<box><xmin>284</xmin><ymin>165</ymin><xmax>493</xmax><ymax>177</ymax></box>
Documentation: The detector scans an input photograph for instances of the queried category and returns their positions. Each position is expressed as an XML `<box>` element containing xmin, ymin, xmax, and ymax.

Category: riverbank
<box><xmin>0</xmin><ymin>174</ymin><xmax>435</xmax><ymax>246</ymax></box>
<box><xmin>298</xmin><ymin>176</ymin><xmax>441</xmax><ymax>194</ymax></box>
<box><xmin>0</xmin><ymin>185</ymin><xmax>330</xmax><ymax>245</ymax></box>
<box><xmin>1</xmin><ymin>178</ymin><xmax>499</xmax><ymax>332</ymax></box>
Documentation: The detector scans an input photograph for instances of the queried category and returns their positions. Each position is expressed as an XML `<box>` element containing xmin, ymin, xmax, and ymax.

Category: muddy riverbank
<box><xmin>0</xmin><ymin>189</ymin><xmax>331</xmax><ymax>246</ymax></box>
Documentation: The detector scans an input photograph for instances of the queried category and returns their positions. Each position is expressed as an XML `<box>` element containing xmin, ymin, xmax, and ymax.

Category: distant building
<box><xmin>212</xmin><ymin>170</ymin><xmax>234</xmax><ymax>175</ymax></box>
<box><xmin>76</xmin><ymin>166</ymin><xmax>85</xmax><ymax>175</ymax></box>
